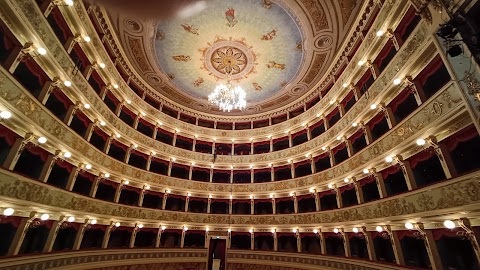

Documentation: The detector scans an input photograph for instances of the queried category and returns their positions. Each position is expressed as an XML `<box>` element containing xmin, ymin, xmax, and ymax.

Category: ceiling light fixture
<box><xmin>208</xmin><ymin>72</ymin><xmax>246</xmax><ymax>112</ymax></box>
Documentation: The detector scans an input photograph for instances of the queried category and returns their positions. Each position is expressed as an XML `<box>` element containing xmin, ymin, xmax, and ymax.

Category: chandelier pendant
<box><xmin>208</xmin><ymin>74</ymin><xmax>246</xmax><ymax>112</ymax></box>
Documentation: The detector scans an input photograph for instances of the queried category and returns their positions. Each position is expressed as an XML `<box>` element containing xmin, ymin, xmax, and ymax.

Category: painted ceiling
<box><xmin>108</xmin><ymin>0</ymin><xmax>362</xmax><ymax>117</ymax></box>
<box><xmin>153</xmin><ymin>0</ymin><xmax>304</xmax><ymax>104</ymax></box>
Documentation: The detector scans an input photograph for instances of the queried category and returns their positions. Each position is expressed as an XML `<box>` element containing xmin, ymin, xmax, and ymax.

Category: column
<box><xmin>368</xmin><ymin>60</ymin><xmax>381</xmax><ymax>80</ymax></box>
<box><xmin>205</xmin><ymin>231</ymin><xmax>210</xmax><ymax>249</ymax></box>
<box><xmin>328</xmin><ymin>149</ymin><xmax>335</xmax><ymax>167</ymax></box>
<box><xmin>310</xmin><ymin>156</ymin><xmax>316</xmax><ymax>173</ymax></box>
<box><xmin>251</xmin><ymin>232</ymin><xmax>255</xmax><ymax>250</ymax></box>
<box><xmin>114</xmin><ymin>182</ymin><xmax>124</xmax><ymax>203</ymax></box>
<box><xmin>271</xmin><ymin>197</ymin><xmax>276</xmax><ymax>214</ymax></box>
<box><xmin>372</xmin><ymin>168</ymin><xmax>387</xmax><ymax>198</ymax></box>
<box><xmin>270</xmin><ymin>166</ymin><xmax>274</xmax><ymax>182</ymax></box>
<box><xmin>38</xmin><ymin>79</ymin><xmax>60</xmax><ymax>105</ymax></box>
<box><xmin>83</xmin><ymin>64</ymin><xmax>95</xmax><ymax>80</ymax></box>
<box><xmin>64</xmin><ymin>102</ymin><xmax>81</xmax><ymax>126</ymax></box>
<box><xmin>152</xmin><ymin>124</ymin><xmax>159</xmax><ymax>139</ymax></box>
<box><xmin>306</xmin><ymin>125</ymin><xmax>312</xmax><ymax>141</ymax></box>
<box><xmin>353</xmin><ymin>180</ymin><xmax>364</xmax><ymax>204</ymax></box>
<box><xmin>43</xmin><ymin>216</ymin><xmax>66</xmax><ymax>253</ymax></box>
<box><xmin>115</xmin><ymin>101</ymin><xmax>124</xmax><ymax>117</ymax></box>
<box><xmin>361</xmin><ymin>227</ymin><xmax>376</xmax><ymax>261</ymax></box>
<box><xmin>155</xmin><ymin>227</ymin><xmax>163</xmax><ymax>248</ymax></box>
<box><xmin>7</xmin><ymin>212</ymin><xmax>36</xmax><ymax>256</ymax></box>
<box><xmin>212</xmin><ymin>141</ymin><xmax>216</xmax><ymax>154</ymax></box>
<box><xmin>313</xmin><ymin>191</ymin><xmax>320</xmax><ymax>211</ymax></box>
<box><xmin>293</xmin><ymin>193</ymin><xmax>298</xmax><ymax>214</ymax></box>
<box><xmin>99</xmin><ymin>86</ymin><xmax>108</xmax><ymax>100</ymax></box>
<box><xmin>341</xmin><ymin>229</ymin><xmax>351</xmax><ymax>257</ymax></box>
<box><xmin>250</xmin><ymin>168</ymin><xmax>254</xmax><ymax>183</ymax></box>
<box><xmin>103</xmin><ymin>135</ymin><xmax>114</xmax><ymax>154</ymax></box>
<box><xmin>386</xmin><ymin>29</ymin><xmax>404</xmax><ymax>51</ymax></box>
<box><xmin>210</xmin><ymin>168</ymin><xmax>213</xmax><ymax>182</ymax></box>
<box><xmin>415</xmin><ymin>223</ymin><xmax>442</xmax><ymax>270</ymax></box>
<box><xmin>290</xmin><ymin>163</ymin><xmax>295</xmax><ymax>179</ymax></box>
<box><xmin>273</xmin><ymin>231</ymin><xmax>278</xmax><ymax>251</ymax></box>
<box><xmin>173</xmin><ymin>131</ymin><xmax>178</xmax><ymax>147</ymax></box>
<box><xmin>3</xmin><ymin>134</ymin><xmax>33</xmax><ymax>170</ymax></box>
<box><xmin>180</xmin><ymin>228</ymin><xmax>186</xmax><ymax>248</ymax></box>
<box><xmin>269</xmin><ymin>138</ymin><xmax>273</xmax><ymax>152</ymax></box>
<box><xmin>352</xmin><ymin>86</ymin><xmax>362</xmax><ymax>101</ymax></box>
<box><xmin>133</xmin><ymin>114</ymin><xmax>140</xmax><ymax>129</ymax></box>
<box><xmin>229</xmin><ymin>197</ymin><xmax>233</xmax><ymax>215</ymax></box>
<box><xmin>89</xmin><ymin>175</ymin><xmax>102</xmax><ymax>198</ymax></box>
<box><xmin>428</xmin><ymin>136</ymin><xmax>458</xmax><ymax>178</ymax></box>
<box><xmin>138</xmin><ymin>187</ymin><xmax>146</xmax><ymax>207</ymax></box>
<box><xmin>250</xmin><ymin>198</ymin><xmax>254</xmax><ymax>215</ymax></box>
<box><xmin>39</xmin><ymin>151</ymin><xmax>61</xmax><ymax>183</ymax></box>
<box><xmin>395</xmin><ymin>155</ymin><xmax>417</xmax><ymax>191</ymax></box>
<box><xmin>337</xmin><ymin>102</ymin><xmax>346</xmax><ymax>117</ymax></box>
<box><xmin>405</xmin><ymin>76</ymin><xmax>427</xmax><ymax>106</ymax></box>
<box><xmin>296</xmin><ymin>231</ymin><xmax>301</xmax><ymax>253</ymax></box>
<box><xmin>84</xmin><ymin>122</ymin><xmax>96</xmax><ymax>141</ymax></box>
<box><xmin>361</xmin><ymin>122</ymin><xmax>374</xmax><ymax>145</ymax></box>
<box><xmin>323</xmin><ymin>116</ymin><xmax>330</xmax><ymax>130</ymax></box>
<box><xmin>380</xmin><ymin>103</ymin><xmax>397</xmax><ymax>129</ymax></box>
<box><xmin>73</xmin><ymin>219</ymin><xmax>89</xmax><ymax>250</ymax></box>
<box><xmin>288</xmin><ymin>132</ymin><xmax>292</xmax><ymax>148</ymax></box>
<box><xmin>64</xmin><ymin>35</ymin><xmax>79</xmax><ymax>54</ymax></box>
<box><xmin>227</xmin><ymin>231</ymin><xmax>231</xmax><ymax>249</ymax></box>
<box><xmin>207</xmin><ymin>197</ymin><xmax>211</xmax><ymax>214</ymax></box>
<box><xmin>162</xmin><ymin>193</ymin><xmax>168</xmax><ymax>210</ymax></box>
<box><xmin>101</xmin><ymin>222</ymin><xmax>115</xmax><ymax>248</ymax></box>
<box><xmin>124</xmin><ymin>144</ymin><xmax>134</xmax><ymax>164</ymax></box>
<box><xmin>129</xmin><ymin>225</ymin><xmax>139</xmax><ymax>248</ymax></box>
<box><xmin>185</xmin><ymin>196</ymin><xmax>190</xmax><ymax>212</ymax></box>
<box><xmin>188</xmin><ymin>164</ymin><xmax>193</xmax><ymax>180</ymax></box>
<box><xmin>168</xmin><ymin>159</ymin><xmax>173</xmax><ymax>176</ymax></box>
<box><xmin>319</xmin><ymin>231</ymin><xmax>326</xmax><ymax>255</ymax></box>
<box><xmin>459</xmin><ymin>218</ymin><xmax>480</xmax><ymax>265</ymax></box>
<box><xmin>65</xmin><ymin>165</ymin><xmax>80</xmax><ymax>191</ymax></box>
<box><xmin>4</xmin><ymin>43</ymin><xmax>27</xmax><ymax>74</ymax></box>
<box><xmin>146</xmin><ymin>153</ymin><xmax>154</xmax><ymax>171</ymax></box>
<box><xmin>192</xmin><ymin>137</ymin><xmax>196</xmax><ymax>152</ymax></box>
<box><xmin>335</xmin><ymin>188</ymin><xmax>343</xmax><ymax>208</ymax></box>
<box><xmin>230</xmin><ymin>169</ymin><xmax>234</xmax><ymax>184</ymax></box>
<box><xmin>345</xmin><ymin>138</ymin><xmax>354</xmax><ymax>157</ymax></box>
<box><xmin>386</xmin><ymin>225</ymin><xmax>405</xmax><ymax>266</ymax></box>
<box><xmin>250</xmin><ymin>141</ymin><xmax>254</xmax><ymax>155</ymax></box>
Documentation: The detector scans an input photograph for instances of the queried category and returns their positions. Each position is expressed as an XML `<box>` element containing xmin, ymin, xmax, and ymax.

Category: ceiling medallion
<box><xmin>200</xmin><ymin>36</ymin><xmax>257</xmax><ymax>81</ymax></box>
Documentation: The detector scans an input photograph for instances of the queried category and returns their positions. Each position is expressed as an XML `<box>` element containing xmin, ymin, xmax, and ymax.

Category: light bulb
<box><xmin>0</xmin><ymin>111</ymin><xmax>12</xmax><ymax>119</ymax></box>
<box><xmin>37</xmin><ymin>47</ymin><xmax>47</xmax><ymax>55</ymax></box>
<box><xmin>376</xmin><ymin>226</ymin><xmax>383</xmax><ymax>232</ymax></box>
<box><xmin>444</xmin><ymin>220</ymin><xmax>455</xmax><ymax>229</ymax></box>
<box><xmin>124</xmin><ymin>180</ymin><xmax>129</xmax><ymax>185</ymax></box>
<box><xmin>104</xmin><ymin>173</ymin><xmax>110</xmax><ymax>178</ymax></box>
<box><xmin>405</xmin><ymin>222</ymin><xmax>414</xmax><ymax>230</ymax></box>
<box><xmin>385</xmin><ymin>156</ymin><xmax>394</xmax><ymax>163</ymax></box>
<box><xmin>271</xmin><ymin>229</ymin><xmax>276</xmax><ymax>234</ymax></box>
<box><xmin>113</xmin><ymin>84</ymin><xmax>119</xmax><ymax>89</ymax></box>
<box><xmin>206</xmin><ymin>227</ymin><xmax>209</xmax><ymax>232</ymax></box>
<box><xmin>376</xmin><ymin>30</ymin><xmax>384</xmax><ymax>37</ymax></box>
<box><xmin>184</xmin><ymin>226</ymin><xmax>188</xmax><ymax>231</ymax></box>
<box><xmin>358</xmin><ymin>60</ymin><xmax>365</xmax><ymax>66</ymax></box>
<box><xmin>145</xmin><ymin>185</ymin><xmax>150</xmax><ymax>190</ymax></box>
<box><xmin>342</xmin><ymin>83</ymin><xmax>349</xmax><ymax>88</ymax></box>
<box><xmin>138</xmin><ymin>224</ymin><xmax>144</xmax><ymax>229</ymax></box>
<box><xmin>227</xmin><ymin>228</ymin><xmax>231</xmax><ymax>233</ymax></box>
<box><xmin>67</xmin><ymin>216</ymin><xmax>75</xmax><ymax>222</ymax></box>
<box><xmin>344</xmin><ymin>178</ymin><xmax>350</xmax><ymax>183</ymax></box>
<box><xmin>370</xmin><ymin>104</ymin><xmax>377</xmax><ymax>110</ymax></box>
<box><xmin>115</xmin><ymin>222</ymin><xmax>120</xmax><ymax>227</ymax></box>
<box><xmin>352</xmin><ymin>227</ymin><xmax>359</xmax><ymax>233</ymax></box>
<box><xmin>249</xmin><ymin>229</ymin><xmax>254</xmax><ymax>234</ymax></box>
<box><xmin>64</xmin><ymin>0</ymin><xmax>74</xmax><ymax>6</ymax></box>
<box><xmin>161</xmin><ymin>225</ymin><xmax>167</xmax><ymax>230</ymax></box>
<box><xmin>83</xmin><ymin>36</ymin><xmax>91</xmax><ymax>43</ymax></box>
<box><xmin>292</xmin><ymin>228</ymin><xmax>298</xmax><ymax>233</ymax></box>
<box><xmin>64</xmin><ymin>80</ymin><xmax>72</xmax><ymax>87</ymax></box>
<box><xmin>363</xmin><ymin>168</ymin><xmax>370</xmax><ymax>174</ymax></box>
<box><xmin>328</xmin><ymin>183</ymin><xmax>334</xmax><ymax>189</ymax></box>
<box><xmin>37</xmin><ymin>136</ymin><xmax>47</xmax><ymax>144</ymax></box>
<box><xmin>63</xmin><ymin>152</ymin><xmax>72</xmax><ymax>158</ymax></box>
<box><xmin>99</xmin><ymin>63</ymin><xmax>106</xmax><ymax>69</ymax></box>
<box><xmin>90</xmin><ymin>219</ymin><xmax>97</xmax><ymax>225</ymax></box>
<box><xmin>333</xmin><ymin>228</ymin><xmax>339</xmax><ymax>233</ymax></box>
<box><xmin>40</xmin><ymin>213</ymin><xmax>49</xmax><ymax>221</ymax></box>
<box><xmin>116</xmin><ymin>133</ymin><xmax>121</xmax><ymax>138</ymax></box>
<box><xmin>313</xmin><ymin>229</ymin><xmax>319</xmax><ymax>234</ymax></box>
<box><xmin>393</xmin><ymin>78</ymin><xmax>402</xmax><ymax>85</ymax></box>
<box><xmin>166</xmin><ymin>189</ymin><xmax>171</xmax><ymax>194</ymax></box>
<box><xmin>85</xmin><ymin>164</ymin><xmax>92</xmax><ymax>170</ymax></box>
<box><xmin>83</xmin><ymin>104</ymin><xmax>90</xmax><ymax>109</ymax></box>
<box><xmin>352</xmin><ymin>122</ymin><xmax>358</xmax><ymax>127</ymax></box>
<box><xmin>100</xmin><ymin>121</ymin><xmax>106</xmax><ymax>126</ymax></box>
<box><xmin>3</xmin><ymin>208</ymin><xmax>14</xmax><ymax>216</ymax></box>
<box><xmin>416</xmin><ymin>138</ymin><xmax>426</xmax><ymax>146</ymax></box>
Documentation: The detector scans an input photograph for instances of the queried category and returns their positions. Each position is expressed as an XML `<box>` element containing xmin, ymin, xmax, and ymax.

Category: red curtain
<box><xmin>52</xmin><ymin>89</ymin><xmax>73</xmax><ymax>110</ymax></box>
<box><xmin>55</xmin><ymin>159</ymin><xmax>74</xmax><ymax>173</ymax></box>
<box><xmin>272</xmin><ymin>136</ymin><xmax>288</xmax><ymax>144</ymax></box>
<box><xmin>396</xmin><ymin>230</ymin><xmax>417</xmax><ymax>240</ymax></box>
<box><xmin>349</xmin><ymin>129</ymin><xmax>364</xmax><ymax>143</ymax></box>
<box><xmin>341</xmin><ymin>91</ymin><xmax>355</xmax><ymax>107</ymax></box>
<box><xmin>23</xmin><ymin>58</ymin><xmax>48</xmax><ymax>86</ymax></box>
<box><xmin>254</xmin><ymin>140</ymin><xmax>270</xmax><ymax>146</ymax></box>
<box><xmin>275</xmin><ymin>196</ymin><xmax>293</xmax><ymax>202</ymax></box>
<box><xmin>445</xmin><ymin>125</ymin><xmax>479</xmax><ymax>151</ymax></box>
<box><xmin>417</xmin><ymin>55</ymin><xmax>444</xmax><ymax>86</ymax></box>
<box><xmin>26</xmin><ymin>145</ymin><xmax>49</xmax><ymax>161</ymax></box>
<box><xmin>326</xmin><ymin>108</ymin><xmax>339</xmax><ymax>121</ymax></box>
<box><xmin>189</xmin><ymin>196</ymin><xmax>208</xmax><ymax>202</ymax></box>
<box><xmin>72</xmin><ymin>44</ymin><xmax>90</xmax><ymax>68</ymax></box>
<box><xmin>177</xmin><ymin>135</ymin><xmax>193</xmax><ymax>143</ymax></box>
<box><xmin>254</xmin><ymin>168</ymin><xmax>271</xmax><ymax>173</ymax></box>
<box><xmin>0</xmin><ymin>216</ymin><xmax>22</xmax><ymax>227</ymax></box>
<box><xmin>233</xmin><ymin>170</ymin><xmax>250</xmax><ymax>175</ymax></box>
<box><xmin>375</xmin><ymin>41</ymin><xmax>394</xmax><ymax>67</ymax></box>
<box><xmin>409</xmin><ymin>150</ymin><xmax>434</xmax><ymax>169</ymax></box>
<box><xmin>339</xmin><ymin>184</ymin><xmax>355</xmax><ymax>193</ymax></box>
<box><xmin>390</xmin><ymin>89</ymin><xmax>414</xmax><ymax>113</ymax></box>
<box><xmin>192</xmin><ymin>166</ymin><xmax>211</xmax><ymax>173</ymax></box>
<box><xmin>122</xmin><ymin>106</ymin><xmax>137</xmax><ymax>119</ymax></box>
<box><xmin>368</xmin><ymin>113</ymin><xmax>386</xmax><ymax>130</ymax></box>
<box><xmin>432</xmin><ymin>228</ymin><xmax>464</xmax><ymax>240</ymax></box>
<box><xmin>111</xmin><ymin>140</ymin><xmax>128</xmax><ymax>151</ymax></box>
<box><xmin>274</xmin><ymin>164</ymin><xmax>290</xmax><ymax>171</ymax></box>
<box><xmin>91</xmin><ymin>70</ymin><xmax>105</xmax><ymax>87</ymax></box>
<box><xmin>123</xmin><ymin>185</ymin><xmax>141</xmax><ymax>194</ymax></box>
<box><xmin>0</xmin><ymin>125</ymin><xmax>18</xmax><ymax>146</ymax></box>
<box><xmin>314</xmin><ymin>152</ymin><xmax>329</xmax><ymax>162</ymax></box>
<box><xmin>139</xmin><ymin>118</ymin><xmax>154</xmax><ymax>129</ymax></box>
<box><xmin>381</xmin><ymin>165</ymin><xmax>402</xmax><ymax>179</ymax></box>
<box><xmin>75</xmin><ymin>110</ymin><xmax>91</xmax><ymax>127</ymax></box>
<box><xmin>294</xmin><ymin>159</ymin><xmax>310</xmax><ymax>168</ymax></box>
<box><xmin>359</xmin><ymin>176</ymin><xmax>376</xmax><ymax>187</ymax></box>
<box><xmin>310</xmin><ymin>119</ymin><xmax>324</xmax><ymax>130</ymax></box>
<box><xmin>101</xmin><ymin>179</ymin><xmax>118</xmax><ymax>189</ymax></box>
<box><xmin>276</xmin><ymin>232</ymin><xmax>295</xmax><ymax>237</ymax></box>
<box><xmin>196</xmin><ymin>140</ymin><xmax>213</xmax><ymax>146</ymax></box>
<box><xmin>356</xmin><ymin>69</ymin><xmax>373</xmax><ymax>89</ymax></box>
<box><xmin>93</xmin><ymin>127</ymin><xmax>109</xmax><ymax>140</ymax></box>
<box><xmin>131</xmin><ymin>149</ymin><xmax>148</xmax><ymax>160</ymax></box>
<box><xmin>231</xmin><ymin>231</ymin><xmax>250</xmax><ymax>236</ymax></box>
<box><xmin>396</xmin><ymin>6</ymin><xmax>418</xmax><ymax>37</ymax></box>
<box><xmin>152</xmin><ymin>157</ymin><xmax>170</xmax><ymax>166</ymax></box>
<box><xmin>105</xmin><ymin>90</ymin><xmax>120</xmax><ymax>106</ymax></box>
<box><xmin>332</xmin><ymin>143</ymin><xmax>346</xmax><ymax>154</ymax></box>
<box><xmin>78</xmin><ymin>170</ymin><xmax>96</xmax><ymax>182</ymax></box>
<box><xmin>51</xmin><ymin>8</ymin><xmax>72</xmax><ymax>41</ymax></box>
<box><xmin>318</xmin><ymin>190</ymin><xmax>336</xmax><ymax>198</ymax></box>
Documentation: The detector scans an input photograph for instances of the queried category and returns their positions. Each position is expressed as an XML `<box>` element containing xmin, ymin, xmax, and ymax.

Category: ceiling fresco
<box><xmin>108</xmin><ymin>0</ymin><xmax>362</xmax><ymax>116</ymax></box>
<box><xmin>153</xmin><ymin>0</ymin><xmax>304</xmax><ymax>103</ymax></box>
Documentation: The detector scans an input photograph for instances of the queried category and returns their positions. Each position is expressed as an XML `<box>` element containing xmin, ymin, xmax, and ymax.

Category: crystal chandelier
<box><xmin>208</xmin><ymin>78</ymin><xmax>246</xmax><ymax>112</ymax></box>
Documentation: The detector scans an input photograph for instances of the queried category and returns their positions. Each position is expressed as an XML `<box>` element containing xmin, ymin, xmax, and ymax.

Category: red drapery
<box><xmin>349</xmin><ymin>129</ymin><xmax>364</xmax><ymax>143</ymax></box>
<box><xmin>105</xmin><ymin>90</ymin><xmax>120</xmax><ymax>106</ymax></box>
<box><xmin>0</xmin><ymin>216</ymin><xmax>22</xmax><ymax>227</ymax></box>
<box><xmin>111</xmin><ymin>140</ymin><xmax>128</xmax><ymax>151</ymax></box>
<box><xmin>25</xmin><ymin>145</ymin><xmax>49</xmax><ymax>161</ymax></box>
<box><xmin>185</xmin><ymin>230</ymin><xmax>205</xmax><ymax>235</ymax></box>
<box><xmin>138</xmin><ymin>118</ymin><xmax>155</xmax><ymax>129</ymax></box>
<box><xmin>341</xmin><ymin>91</ymin><xmax>355</xmax><ymax>107</ymax></box>
<box><xmin>326</xmin><ymin>108</ymin><xmax>339</xmax><ymax>121</ymax></box>
<box><xmin>152</xmin><ymin>157</ymin><xmax>169</xmax><ymax>166</ymax></box>
<box><xmin>275</xmin><ymin>196</ymin><xmax>293</xmax><ymax>202</ymax></box>
<box><xmin>332</xmin><ymin>143</ymin><xmax>346</xmax><ymax>154</ymax></box>
<box><xmin>254</xmin><ymin>168</ymin><xmax>271</xmax><ymax>173</ymax></box>
<box><xmin>23</xmin><ymin>58</ymin><xmax>48</xmax><ymax>86</ymax></box>
<box><xmin>375</xmin><ymin>40</ymin><xmax>395</xmax><ymax>67</ymax></box>
<box><xmin>177</xmin><ymin>135</ymin><xmax>193</xmax><ymax>143</ymax></box>
<box><xmin>72</xmin><ymin>44</ymin><xmax>90</xmax><ymax>68</ymax></box>
<box><xmin>276</xmin><ymin>232</ymin><xmax>295</xmax><ymax>237</ymax></box>
<box><xmin>192</xmin><ymin>166</ymin><xmax>211</xmax><ymax>173</ymax></box>
<box><xmin>51</xmin><ymin>8</ymin><xmax>72</xmax><ymax>41</ymax></box>
<box><xmin>292</xmin><ymin>129</ymin><xmax>307</xmax><ymax>139</ymax></box>
<box><xmin>310</xmin><ymin>119</ymin><xmax>324</xmax><ymax>130</ymax></box>
<box><xmin>233</xmin><ymin>170</ymin><xmax>250</xmax><ymax>175</ymax></box>
<box><xmin>339</xmin><ymin>184</ymin><xmax>355</xmax><ymax>193</ymax></box>
<box><xmin>121</xmin><ymin>106</ymin><xmax>137</xmax><ymax>119</ymax></box>
<box><xmin>196</xmin><ymin>140</ymin><xmax>213</xmax><ymax>146</ymax></box>
<box><xmin>254</xmin><ymin>140</ymin><xmax>270</xmax><ymax>146</ymax></box>
<box><xmin>78</xmin><ymin>170</ymin><xmax>96</xmax><ymax>182</ymax></box>
<box><xmin>75</xmin><ymin>110</ymin><xmax>91</xmax><ymax>127</ymax></box>
<box><xmin>55</xmin><ymin>159</ymin><xmax>74</xmax><ymax>173</ymax></box>
<box><xmin>131</xmin><ymin>149</ymin><xmax>148</xmax><ymax>160</ymax></box>
<box><xmin>396</xmin><ymin>6</ymin><xmax>418</xmax><ymax>37</ymax></box>
<box><xmin>0</xmin><ymin>124</ymin><xmax>18</xmax><ymax>146</ymax></box>
<box><xmin>189</xmin><ymin>196</ymin><xmax>208</xmax><ymax>202</ymax></box>
<box><xmin>368</xmin><ymin>113</ymin><xmax>386</xmax><ymax>130</ymax></box>
<box><xmin>432</xmin><ymin>228</ymin><xmax>464</xmax><ymax>240</ymax></box>
<box><xmin>294</xmin><ymin>159</ymin><xmax>311</xmax><ymax>168</ymax></box>
<box><xmin>172</xmin><ymin>162</ymin><xmax>190</xmax><ymax>170</ymax></box>
<box><xmin>272</xmin><ymin>136</ymin><xmax>288</xmax><ymax>144</ymax></box>
<box><xmin>101</xmin><ymin>179</ymin><xmax>118</xmax><ymax>189</ymax></box>
<box><xmin>90</xmin><ymin>70</ymin><xmax>105</xmax><ymax>87</ymax></box>
<box><xmin>52</xmin><ymin>89</ymin><xmax>73</xmax><ymax>110</ymax></box>
<box><xmin>417</xmin><ymin>55</ymin><xmax>444</xmax><ymax>86</ymax></box>
<box><xmin>93</xmin><ymin>127</ymin><xmax>109</xmax><ymax>140</ymax></box>
<box><xmin>318</xmin><ymin>190</ymin><xmax>336</xmax><ymax>198</ymax></box>
<box><xmin>231</xmin><ymin>231</ymin><xmax>250</xmax><ymax>236</ymax></box>
<box><xmin>381</xmin><ymin>165</ymin><xmax>402</xmax><ymax>180</ymax></box>
<box><xmin>356</xmin><ymin>69</ymin><xmax>373</xmax><ymax>90</ymax></box>
<box><xmin>390</xmin><ymin>88</ymin><xmax>414</xmax><ymax>113</ymax></box>
<box><xmin>274</xmin><ymin>164</ymin><xmax>290</xmax><ymax>171</ymax></box>
<box><xmin>314</xmin><ymin>152</ymin><xmax>330</xmax><ymax>162</ymax></box>
<box><xmin>396</xmin><ymin>230</ymin><xmax>418</xmax><ymax>240</ymax></box>
<box><xmin>123</xmin><ymin>185</ymin><xmax>141</xmax><ymax>194</ymax></box>
<box><xmin>445</xmin><ymin>125</ymin><xmax>479</xmax><ymax>151</ymax></box>
<box><xmin>255</xmin><ymin>197</ymin><xmax>273</xmax><ymax>203</ymax></box>
<box><xmin>297</xmin><ymin>194</ymin><xmax>315</xmax><ymax>201</ymax></box>
<box><xmin>409</xmin><ymin>150</ymin><xmax>434</xmax><ymax>169</ymax></box>
<box><xmin>359</xmin><ymin>176</ymin><xmax>376</xmax><ymax>187</ymax></box>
